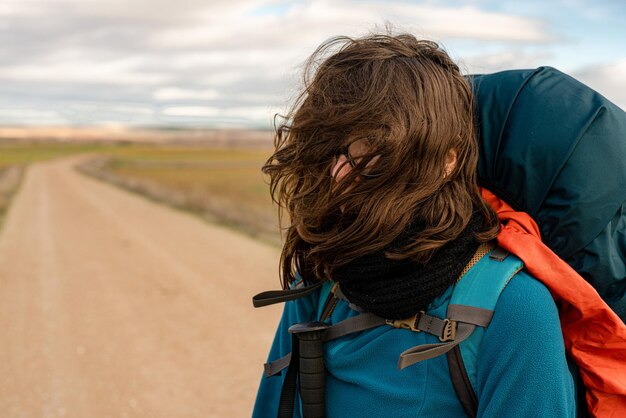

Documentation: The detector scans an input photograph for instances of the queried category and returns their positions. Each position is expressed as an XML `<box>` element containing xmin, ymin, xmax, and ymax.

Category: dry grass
<box><xmin>0</xmin><ymin>165</ymin><xmax>25</xmax><ymax>228</ymax></box>
<box><xmin>77</xmin><ymin>146</ymin><xmax>282</xmax><ymax>245</ymax></box>
<box><xmin>0</xmin><ymin>140</ymin><xmax>108</xmax><ymax>168</ymax></box>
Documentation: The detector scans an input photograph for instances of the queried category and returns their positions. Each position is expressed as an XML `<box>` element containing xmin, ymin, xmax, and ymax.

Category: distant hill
<box><xmin>0</xmin><ymin>126</ymin><xmax>274</xmax><ymax>148</ymax></box>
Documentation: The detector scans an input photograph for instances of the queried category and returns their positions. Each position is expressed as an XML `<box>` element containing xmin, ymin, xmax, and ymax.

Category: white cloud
<box><xmin>152</xmin><ymin>87</ymin><xmax>220</xmax><ymax>101</ymax></box>
<box><xmin>222</xmin><ymin>106</ymin><xmax>276</xmax><ymax>121</ymax></box>
<box><xmin>458</xmin><ymin>50</ymin><xmax>554</xmax><ymax>74</ymax></box>
<box><xmin>573</xmin><ymin>59</ymin><xmax>626</xmax><ymax>110</ymax></box>
<box><xmin>0</xmin><ymin>108</ymin><xmax>69</xmax><ymax>125</ymax></box>
<box><xmin>0</xmin><ymin>0</ymin><xmax>621</xmax><ymax>127</ymax></box>
<box><xmin>161</xmin><ymin>106</ymin><xmax>220</xmax><ymax>117</ymax></box>
<box><xmin>151</xmin><ymin>1</ymin><xmax>555</xmax><ymax>51</ymax></box>
<box><xmin>0</xmin><ymin>59</ymin><xmax>171</xmax><ymax>85</ymax></box>
<box><xmin>375</xmin><ymin>4</ymin><xmax>555</xmax><ymax>42</ymax></box>
<box><xmin>0</xmin><ymin>0</ymin><xmax>267</xmax><ymax>22</ymax></box>
<box><xmin>107</xmin><ymin>105</ymin><xmax>155</xmax><ymax>115</ymax></box>
<box><xmin>0</xmin><ymin>1</ymin><xmax>46</xmax><ymax>17</ymax></box>
<box><xmin>160</xmin><ymin>105</ymin><xmax>274</xmax><ymax>123</ymax></box>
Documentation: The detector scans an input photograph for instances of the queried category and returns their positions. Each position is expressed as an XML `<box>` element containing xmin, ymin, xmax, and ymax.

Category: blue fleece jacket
<box><xmin>253</xmin><ymin>270</ymin><xmax>575</xmax><ymax>417</ymax></box>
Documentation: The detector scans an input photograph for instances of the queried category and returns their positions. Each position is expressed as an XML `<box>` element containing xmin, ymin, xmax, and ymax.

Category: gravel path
<box><xmin>0</xmin><ymin>155</ymin><xmax>283</xmax><ymax>418</ymax></box>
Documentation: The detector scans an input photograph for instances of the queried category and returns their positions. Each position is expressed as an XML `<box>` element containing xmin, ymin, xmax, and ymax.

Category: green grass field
<box><xmin>0</xmin><ymin>141</ymin><xmax>110</xmax><ymax>168</ymax></box>
<box><xmin>0</xmin><ymin>140</ymin><xmax>282</xmax><ymax>244</ymax></box>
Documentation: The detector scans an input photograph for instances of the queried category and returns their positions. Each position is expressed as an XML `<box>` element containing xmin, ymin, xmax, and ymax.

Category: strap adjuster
<box><xmin>386</xmin><ymin>312</ymin><xmax>458</xmax><ymax>342</ymax></box>
<box><xmin>439</xmin><ymin>318</ymin><xmax>457</xmax><ymax>342</ymax></box>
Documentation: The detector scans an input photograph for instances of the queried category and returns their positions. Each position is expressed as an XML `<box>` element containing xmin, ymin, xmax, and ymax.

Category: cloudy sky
<box><xmin>0</xmin><ymin>0</ymin><xmax>624</xmax><ymax>128</ymax></box>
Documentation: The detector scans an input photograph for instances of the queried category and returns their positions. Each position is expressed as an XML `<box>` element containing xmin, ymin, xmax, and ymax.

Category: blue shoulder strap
<box><xmin>448</xmin><ymin>248</ymin><xmax>524</xmax><ymax>396</ymax></box>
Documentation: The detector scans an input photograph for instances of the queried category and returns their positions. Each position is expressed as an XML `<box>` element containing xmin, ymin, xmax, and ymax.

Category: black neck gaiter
<box><xmin>334</xmin><ymin>212</ymin><xmax>483</xmax><ymax>319</ymax></box>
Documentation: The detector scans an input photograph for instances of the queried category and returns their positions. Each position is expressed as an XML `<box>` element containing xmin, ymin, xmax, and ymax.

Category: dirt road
<box><xmin>0</xmin><ymin>155</ymin><xmax>283</xmax><ymax>418</ymax></box>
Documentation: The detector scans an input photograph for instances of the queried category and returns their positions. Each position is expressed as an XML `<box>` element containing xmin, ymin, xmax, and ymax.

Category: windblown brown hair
<box><xmin>263</xmin><ymin>33</ymin><xmax>500</xmax><ymax>289</ymax></box>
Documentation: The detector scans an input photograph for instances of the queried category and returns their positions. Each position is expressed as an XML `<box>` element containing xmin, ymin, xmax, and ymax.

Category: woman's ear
<box><xmin>444</xmin><ymin>148</ymin><xmax>457</xmax><ymax>177</ymax></box>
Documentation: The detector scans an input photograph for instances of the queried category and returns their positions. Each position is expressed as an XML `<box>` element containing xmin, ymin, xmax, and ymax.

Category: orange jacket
<box><xmin>482</xmin><ymin>188</ymin><xmax>626</xmax><ymax>417</ymax></box>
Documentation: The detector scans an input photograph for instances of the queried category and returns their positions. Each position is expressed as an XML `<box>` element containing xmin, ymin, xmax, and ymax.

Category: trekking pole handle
<box><xmin>289</xmin><ymin>321</ymin><xmax>329</xmax><ymax>418</ymax></box>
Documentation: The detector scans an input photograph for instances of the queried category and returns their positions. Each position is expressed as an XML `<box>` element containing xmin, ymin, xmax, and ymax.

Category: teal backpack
<box><xmin>470</xmin><ymin>67</ymin><xmax>626</xmax><ymax>321</ymax></box>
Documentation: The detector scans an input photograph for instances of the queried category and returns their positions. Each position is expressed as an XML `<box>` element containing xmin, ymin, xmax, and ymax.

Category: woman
<box><xmin>253</xmin><ymin>33</ymin><xmax>575</xmax><ymax>417</ymax></box>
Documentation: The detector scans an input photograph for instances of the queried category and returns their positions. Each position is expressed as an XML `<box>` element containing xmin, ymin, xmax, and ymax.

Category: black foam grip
<box><xmin>297</xmin><ymin>330</ymin><xmax>326</xmax><ymax>418</ymax></box>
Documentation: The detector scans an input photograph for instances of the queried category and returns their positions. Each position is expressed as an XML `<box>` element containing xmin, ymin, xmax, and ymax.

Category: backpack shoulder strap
<box><xmin>447</xmin><ymin>247</ymin><xmax>524</xmax><ymax>417</ymax></box>
<box><xmin>252</xmin><ymin>280</ymin><xmax>324</xmax><ymax>307</ymax></box>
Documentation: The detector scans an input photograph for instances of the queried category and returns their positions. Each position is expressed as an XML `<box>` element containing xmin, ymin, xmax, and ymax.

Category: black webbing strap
<box><xmin>265</xmin><ymin>353</ymin><xmax>292</xmax><ymax>377</ymax></box>
<box><xmin>319</xmin><ymin>292</ymin><xmax>338</xmax><ymax>322</ymax></box>
<box><xmin>264</xmin><ymin>306</ymin><xmax>490</xmax><ymax>376</ymax></box>
<box><xmin>323</xmin><ymin>313</ymin><xmax>386</xmax><ymax>342</ymax></box>
<box><xmin>253</xmin><ymin>281</ymin><xmax>324</xmax><ymax>308</ymax></box>
<box><xmin>489</xmin><ymin>247</ymin><xmax>510</xmax><ymax>261</ymax></box>
<box><xmin>264</xmin><ymin>306</ymin><xmax>493</xmax><ymax>376</ymax></box>
<box><xmin>277</xmin><ymin>335</ymin><xmax>299</xmax><ymax>418</ymax></box>
<box><xmin>447</xmin><ymin>304</ymin><xmax>493</xmax><ymax>327</ymax></box>
<box><xmin>442</xmin><ymin>304</ymin><xmax>494</xmax><ymax>418</ymax></box>
<box><xmin>447</xmin><ymin>345</ymin><xmax>478</xmax><ymax>418</ymax></box>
